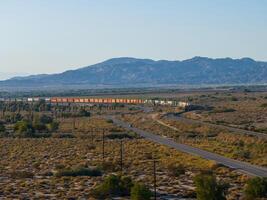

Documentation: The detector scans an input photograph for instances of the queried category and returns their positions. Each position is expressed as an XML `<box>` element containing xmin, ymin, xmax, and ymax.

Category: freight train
<box><xmin>0</xmin><ymin>97</ymin><xmax>190</xmax><ymax>107</ymax></box>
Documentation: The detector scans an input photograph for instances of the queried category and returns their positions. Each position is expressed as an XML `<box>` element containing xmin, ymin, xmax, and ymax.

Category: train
<box><xmin>0</xmin><ymin>97</ymin><xmax>190</xmax><ymax>107</ymax></box>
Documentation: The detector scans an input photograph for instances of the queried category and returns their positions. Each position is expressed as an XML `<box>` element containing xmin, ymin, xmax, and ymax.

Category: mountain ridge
<box><xmin>1</xmin><ymin>57</ymin><xmax>267</xmax><ymax>88</ymax></box>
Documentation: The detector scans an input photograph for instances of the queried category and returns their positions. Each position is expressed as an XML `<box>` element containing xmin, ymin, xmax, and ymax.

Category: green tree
<box><xmin>39</xmin><ymin>114</ymin><xmax>53</xmax><ymax>124</ymax></box>
<box><xmin>0</xmin><ymin>121</ymin><xmax>5</xmax><ymax>132</ymax></box>
<box><xmin>14</xmin><ymin>120</ymin><xmax>35</xmax><ymax>137</ymax></box>
<box><xmin>194</xmin><ymin>173</ymin><xmax>228</xmax><ymax>200</ymax></box>
<box><xmin>131</xmin><ymin>183</ymin><xmax>152</xmax><ymax>200</ymax></box>
<box><xmin>78</xmin><ymin>108</ymin><xmax>91</xmax><ymax>117</ymax></box>
<box><xmin>47</xmin><ymin>121</ymin><xmax>59</xmax><ymax>132</ymax></box>
<box><xmin>92</xmin><ymin>175</ymin><xmax>133</xmax><ymax>199</ymax></box>
<box><xmin>244</xmin><ymin>177</ymin><xmax>267</xmax><ymax>200</ymax></box>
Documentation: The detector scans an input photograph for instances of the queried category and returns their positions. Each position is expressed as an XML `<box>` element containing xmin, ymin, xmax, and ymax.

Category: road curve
<box><xmin>167</xmin><ymin>113</ymin><xmax>267</xmax><ymax>140</ymax></box>
<box><xmin>108</xmin><ymin>116</ymin><xmax>267</xmax><ymax>177</ymax></box>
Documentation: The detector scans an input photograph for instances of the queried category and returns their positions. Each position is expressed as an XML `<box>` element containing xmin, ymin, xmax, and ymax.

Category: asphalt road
<box><xmin>167</xmin><ymin>113</ymin><xmax>267</xmax><ymax>140</ymax></box>
<box><xmin>108</xmin><ymin>116</ymin><xmax>267</xmax><ymax>177</ymax></box>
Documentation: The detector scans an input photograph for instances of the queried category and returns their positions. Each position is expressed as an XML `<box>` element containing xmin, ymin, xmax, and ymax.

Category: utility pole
<box><xmin>91</xmin><ymin>127</ymin><xmax>94</xmax><ymax>144</ymax></box>
<box><xmin>102</xmin><ymin>129</ymin><xmax>105</xmax><ymax>163</ymax></box>
<box><xmin>72</xmin><ymin>117</ymin><xmax>76</xmax><ymax>132</ymax></box>
<box><xmin>153</xmin><ymin>159</ymin><xmax>157</xmax><ymax>200</ymax></box>
<box><xmin>120</xmin><ymin>140</ymin><xmax>123</xmax><ymax>173</ymax></box>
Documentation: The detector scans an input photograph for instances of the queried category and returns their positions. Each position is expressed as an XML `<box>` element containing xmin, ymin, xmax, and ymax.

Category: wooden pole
<box><xmin>120</xmin><ymin>140</ymin><xmax>123</xmax><ymax>173</ymax></box>
<box><xmin>153</xmin><ymin>159</ymin><xmax>157</xmax><ymax>200</ymax></box>
<box><xmin>102</xmin><ymin>129</ymin><xmax>105</xmax><ymax>163</ymax></box>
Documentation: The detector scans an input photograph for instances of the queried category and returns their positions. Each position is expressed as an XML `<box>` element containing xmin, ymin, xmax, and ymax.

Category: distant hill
<box><xmin>1</xmin><ymin>57</ymin><xmax>267</xmax><ymax>88</ymax></box>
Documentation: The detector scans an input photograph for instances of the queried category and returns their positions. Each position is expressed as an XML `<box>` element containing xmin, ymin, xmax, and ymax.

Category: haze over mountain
<box><xmin>1</xmin><ymin>57</ymin><xmax>267</xmax><ymax>89</ymax></box>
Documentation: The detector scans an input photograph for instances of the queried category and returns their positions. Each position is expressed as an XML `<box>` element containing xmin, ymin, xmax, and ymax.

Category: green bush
<box><xmin>166</xmin><ymin>163</ymin><xmax>185</xmax><ymax>177</ymax></box>
<box><xmin>194</xmin><ymin>173</ymin><xmax>228</xmax><ymax>200</ymax></box>
<box><xmin>106</xmin><ymin>133</ymin><xmax>133</xmax><ymax>140</ymax></box>
<box><xmin>131</xmin><ymin>183</ymin><xmax>152</xmax><ymax>200</ymax></box>
<box><xmin>106</xmin><ymin>119</ymin><xmax>113</xmax><ymax>123</ymax></box>
<box><xmin>52</xmin><ymin>133</ymin><xmax>75</xmax><ymax>138</ymax></box>
<box><xmin>231</xmin><ymin>97</ymin><xmax>238</xmax><ymax>101</ymax></box>
<box><xmin>260</xmin><ymin>103</ymin><xmax>267</xmax><ymax>108</ymax></box>
<box><xmin>46</xmin><ymin>121</ymin><xmax>59</xmax><ymax>132</ymax></box>
<box><xmin>92</xmin><ymin>175</ymin><xmax>133</xmax><ymax>199</ymax></box>
<box><xmin>78</xmin><ymin>109</ymin><xmax>91</xmax><ymax>117</ymax></box>
<box><xmin>14</xmin><ymin>120</ymin><xmax>35</xmax><ymax>137</ymax></box>
<box><xmin>10</xmin><ymin>171</ymin><xmax>34</xmax><ymax>179</ymax></box>
<box><xmin>0</xmin><ymin>121</ymin><xmax>5</xmax><ymax>132</ymax></box>
<box><xmin>244</xmin><ymin>177</ymin><xmax>267</xmax><ymax>200</ymax></box>
<box><xmin>233</xmin><ymin>149</ymin><xmax>251</xmax><ymax>159</ymax></box>
<box><xmin>55</xmin><ymin>167</ymin><xmax>102</xmax><ymax>177</ymax></box>
<box><xmin>33</xmin><ymin>122</ymin><xmax>47</xmax><ymax>132</ymax></box>
<box><xmin>39</xmin><ymin>114</ymin><xmax>53</xmax><ymax>124</ymax></box>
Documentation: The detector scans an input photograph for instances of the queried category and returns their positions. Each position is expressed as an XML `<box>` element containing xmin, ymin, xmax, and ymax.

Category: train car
<box><xmin>62</xmin><ymin>98</ymin><xmax>68</xmax><ymax>103</ymax></box>
<box><xmin>51</xmin><ymin>98</ymin><xmax>57</xmax><ymax>103</ymax></box>
<box><xmin>45</xmin><ymin>98</ymin><xmax>51</xmax><ymax>102</ymax></box>
<box><xmin>33</xmin><ymin>97</ymin><xmax>40</xmax><ymax>102</ymax></box>
<box><xmin>27</xmin><ymin>98</ymin><xmax>33</xmax><ymax>102</ymax></box>
<box><xmin>74</xmin><ymin>98</ymin><xmax>80</xmax><ymax>103</ymax></box>
<box><xmin>67</xmin><ymin>98</ymin><xmax>74</xmax><ymax>103</ymax></box>
<box><xmin>56</xmin><ymin>98</ymin><xmax>63</xmax><ymax>103</ymax></box>
<box><xmin>138</xmin><ymin>99</ymin><xmax>144</xmax><ymax>104</ymax></box>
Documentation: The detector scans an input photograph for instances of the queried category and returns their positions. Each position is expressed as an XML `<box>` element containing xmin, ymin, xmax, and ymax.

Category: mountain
<box><xmin>1</xmin><ymin>57</ymin><xmax>267</xmax><ymax>88</ymax></box>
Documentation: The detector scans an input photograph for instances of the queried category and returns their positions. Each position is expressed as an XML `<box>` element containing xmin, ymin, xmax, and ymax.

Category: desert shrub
<box><xmin>39</xmin><ymin>114</ymin><xmax>53</xmax><ymax>124</ymax></box>
<box><xmin>106</xmin><ymin>119</ymin><xmax>113</xmax><ymax>123</ymax></box>
<box><xmin>110</xmin><ymin>127</ymin><xmax>123</xmax><ymax>132</ymax></box>
<box><xmin>33</xmin><ymin>114</ymin><xmax>59</xmax><ymax>132</ymax></box>
<box><xmin>0</xmin><ymin>121</ymin><xmax>5</xmax><ymax>132</ymax></box>
<box><xmin>78</xmin><ymin>109</ymin><xmax>91</xmax><ymax>117</ymax></box>
<box><xmin>4</xmin><ymin>113</ymin><xmax>23</xmax><ymax>123</ymax></box>
<box><xmin>144</xmin><ymin>152</ymin><xmax>153</xmax><ymax>159</ymax></box>
<box><xmin>255</xmin><ymin>127</ymin><xmax>267</xmax><ymax>134</ymax></box>
<box><xmin>244</xmin><ymin>177</ymin><xmax>267</xmax><ymax>200</ymax></box>
<box><xmin>211</xmin><ymin>108</ymin><xmax>236</xmax><ymax>113</ymax></box>
<box><xmin>231</xmin><ymin>97</ymin><xmax>238</xmax><ymax>101</ymax></box>
<box><xmin>184</xmin><ymin>132</ymin><xmax>198</xmax><ymax>138</ymax></box>
<box><xmin>233</xmin><ymin>149</ymin><xmax>251</xmax><ymax>159</ymax></box>
<box><xmin>92</xmin><ymin>175</ymin><xmax>133</xmax><ymax>199</ymax></box>
<box><xmin>131</xmin><ymin>183</ymin><xmax>152</xmax><ymax>200</ymax></box>
<box><xmin>166</xmin><ymin>163</ymin><xmax>185</xmax><ymax>177</ymax></box>
<box><xmin>234</xmin><ymin>140</ymin><xmax>245</xmax><ymax>147</ymax></box>
<box><xmin>14</xmin><ymin>120</ymin><xmax>35</xmax><ymax>137</ymax></box>
<box><xmin>33</xmin><ymin>121</ymin><xmax>47</xmax><ymax>132</ymax></box>
<box><xmin>10</xmin><ymin>171</ymin><xmax>34</xmax><ymax>179</ymax></box>
<box><xmin>106</xmin><ymin>133</ymin><xmax>133</xmax><ymax>140</ymax></box>
<box><xmin>47</xmin><ymin>121</ymin><xmax>59</xmax><ymax>132</ymax></box>
<box><xmin>260</xmin><ymin>103</ymin><xmax>267</xmax><ymax>108</ymax></box>
<box><xmin>55</xmin><ymin>167</ymin><xmax>102</xmax><ymax>177</ymax></box>
<box><xmin>194</xmin><ymin>173</ymin><xmax>228</xmax><ymax>200</ymax></box>
<box><xmin>97</xmin><ymin>161</ymin><xmax>119</xmax><ymax>172</ymax></box>
<box><xmin>52</xmin><ymin>133</ymin><xmax>75</xmax><ymax>138</ymax></box>
<box><xmin>222</xmin><ymin>108</ymin><xmax>236</xmax><ymax>112</ymax></box>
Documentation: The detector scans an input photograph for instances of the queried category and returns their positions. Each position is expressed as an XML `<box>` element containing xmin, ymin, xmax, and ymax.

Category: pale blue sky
<box><xmin>0</xmin><ymin>0</ymin><xmax>267</xmax><ymax>79</ymax></box>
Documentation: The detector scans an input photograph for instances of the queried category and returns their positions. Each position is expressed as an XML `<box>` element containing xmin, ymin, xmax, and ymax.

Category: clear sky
<box><xmin>0</xmin><ymin>0</ymin><xmax>267</xmax><ymax>79</ymax></box>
